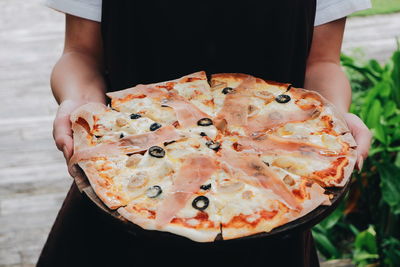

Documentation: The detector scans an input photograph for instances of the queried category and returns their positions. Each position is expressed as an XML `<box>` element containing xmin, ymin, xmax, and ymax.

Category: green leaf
<box><xmin>392</xmin><ymin>127</ymin><xmax>400</xmax><ymax>142</ymax></box>
<box><xmin>369</xmin><ymin>146</ymin><xmax>386</xmax><ymax>156</ymax></box>
<box><xmin>387</xmin><ymin>114</ymin><xmax>400</xmax><ymax>125</ymax></box>
<box><xmin>368</xmin><ymin>59</ymin><xmax>383</xmax><ymax>74</ymax></box>
<box><xmin>378</xmin><ymin>80</ymin><xmax>392</xmax><ymax>99</ymax></box>
<box><xmin>383</xmin><ymin>101</ymin><xmax>397</xmax><ymax>117</ymax></box>
<box><xmin>348</xmin><ymin>224</ymin><xmax>360</xmax><ymax>236</ymax></box>
<box><xmin>391</xmin><ymin>50</ymin><xmax>400</xmax><ymax>106</ymax></box>
<box><xmin>378</xmin><ymin>163</ymin><xmax>400</xmax><ymax>214</ymax></box>
<box><xmin>312</xmin><ymin>231</ymin><xmax>340</xmax><ymax>259</ymax></box>
<box><xmin>383</xmin><ymin>237</ymin><xmax>400</xmax><ymax>267</ymax></box>
<box><xmin>353</xmin><ymin>251</ymin><xmax>379</xmax><ymax>262</ymax></box>
<box><xmin>365</xmin><ymin>99</ymin><xmax>382</xmax><ymax>128</ymax></box>
<box><xmin>388</xmin><ymin>146</ymin><xmax>400</xmax><ymax>152</ymax></box>
<box><xmin>371</xmin><ymin>124</ymin><xmax>387</xmax><ymax>144</ymax></box>
<box><xmin>353</xmin><ymin>226</ymin><xmax>379</xmax><ymax>266</ymax></box>
<box><xmin>354</xmin><ymin>226</ymin><xmax>377</xmax><ymax>254</ymax></box>
<box><xmin>319</xmin><ymin>202</ymin><xmax>344</xmax><ymax>230</ymax></box>
<box><xmin>395</xmin><ymin>152</ymin><xmax>400</xmax><ymax>168</ymax></box>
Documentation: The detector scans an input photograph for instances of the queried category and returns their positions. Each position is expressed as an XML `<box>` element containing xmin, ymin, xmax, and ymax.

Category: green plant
<box><xmin>312</xmin><ymin>49</ymin><xmax>400</xmax><ymax>266</ymax></box>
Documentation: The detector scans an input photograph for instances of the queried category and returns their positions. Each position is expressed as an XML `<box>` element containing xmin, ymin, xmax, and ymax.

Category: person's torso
<box><xmin>101</xmin><ymin>0</ymin><xmax>316</xmax><ymax>92</ymax></box>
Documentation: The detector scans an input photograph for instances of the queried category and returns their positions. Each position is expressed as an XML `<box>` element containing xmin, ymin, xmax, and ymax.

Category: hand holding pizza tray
<box><xmin>69</xmin><ymin>71</ymin><xmax>357</xmax><ymax>243</ymax></box>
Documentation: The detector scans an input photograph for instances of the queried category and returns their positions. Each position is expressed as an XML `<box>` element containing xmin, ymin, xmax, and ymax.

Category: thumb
<box><xmin>343</xmin><ymin>113</ymin><xmax>372</xmax><ymax>171</ymax></box>
<box><xmin>53</xmin><ymin>115</ymin><xmax>74</xmax><ymax>161</ymax></box>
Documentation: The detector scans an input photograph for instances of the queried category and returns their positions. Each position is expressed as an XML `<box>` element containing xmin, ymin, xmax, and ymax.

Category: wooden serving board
<box><xmin>74</xmin><ymin>165</ymin><xmax>351</xmax><ymax>242</ymax></box>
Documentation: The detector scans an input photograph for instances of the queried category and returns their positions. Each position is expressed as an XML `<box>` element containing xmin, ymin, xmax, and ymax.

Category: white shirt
<box><xmin>45</xmin><ymin>0</ymin><xmax>371</xmax><ymax>26</ymax></box>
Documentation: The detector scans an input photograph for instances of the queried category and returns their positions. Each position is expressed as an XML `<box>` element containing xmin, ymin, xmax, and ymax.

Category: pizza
<box><xmin>69</xmin><ymin>71</ymin><xmax>357</xmax><ymax>242</ymax></box>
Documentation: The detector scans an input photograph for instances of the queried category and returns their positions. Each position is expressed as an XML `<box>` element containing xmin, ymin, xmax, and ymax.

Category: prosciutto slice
<box><xmin>106</xmin><ymin>84</ymin><xmax>168</xmax><ymax>100</ymax></box>
<box><xmin>155</xmin><ymin>155</ymin><xmax>217</xmax><ymax>226</ymax></box>
<box><xmin>162</xmin><ymin>93</ymin><xmax>210</xmax><ymax>128</ymax></box>
<box><xmin>245</xmin><ymin>107</ymin><xmax>318</xmax><ymax>135</ymax></box>
<box><xmin>236</xmin><ymin>134</ymin><xmax>340</xmax><ymax>156</ymax></box>
<box><xmin>70</xmin><ymin>103</ymin><xmax>108</xmax><ymax>131</ymax></box>
<box><xmin>107</xmin><ymin>71</ymin><xmax>207</xmax><ymax>100</ymax></box>
<box><xmin>220</xmin><ymin>150</ymin><xmax>301</xmax><ymax>210</ymax></box>
<box><xmin>70</xmin><ymin>126</ymin><xmax>182</xmax><ymax>166</ymax></box>
<box><xmin>214</xmin><ymin>76</ymin><xmax>256</xmax><ymax>128</ymax></box>
<box><xmin>119</xmin><ymin>125</ymin><xmax>182</xmax><ymax>153</ymax></box>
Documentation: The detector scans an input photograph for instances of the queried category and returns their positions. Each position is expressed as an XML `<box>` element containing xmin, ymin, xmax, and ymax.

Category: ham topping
<box><xmin>162</xmin><ymin>93</ymin><xmax>210</xmax><ymax>128</ymax></box>
<box><xmin>220</xmin><ymin>150</ymin><xmax>301</xmax><ymax>210</ymax></box>
<box><xmin>106</xmin><ymin>84</ymin><xmax>169</xmax><ymax>100</ymax></box>
<box><xmin>119</xmin><ymin>125</ymin><xmax>182</xmax><ymax>153</ymax></box>
<box><xmin>245</xmin><ymin>108</ymin><xmax>319</xmax><ymax>135</ymax></box>
<box><xmin>155</xmin><ymin>155</ymin><xmax>217</xmax><ymax>226</ymax></box>
<box><xmin>70</xmin><ymin>126</ymin><xmax>182</xmax><ymax>166</ymax></box>
<box><xmin>214</xmin><ymin>76</ymin><xmax>256</xmax><ymax>128</ymax></box>
<box><xmin>70</xmin><ymin>103</ymin><xmax>108</xmax><ymax>131</ymax></box>
<box><xmin>236</xmin><ymin>134</ymin><xmax>341</xmax><ymax>156</ymax></box>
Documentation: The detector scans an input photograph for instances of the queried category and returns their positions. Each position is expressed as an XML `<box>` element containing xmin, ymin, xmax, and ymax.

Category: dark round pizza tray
<box><xmin>73</xmin><ymin>165</ymin><xmax>351</xmax><ymax>244</ymax></box>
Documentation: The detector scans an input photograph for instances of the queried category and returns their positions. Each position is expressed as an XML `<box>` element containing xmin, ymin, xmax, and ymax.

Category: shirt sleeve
<box><xmin>45</xmin><ymin>0</ymin><xmax>102</xmax><ymax>22</ymax></box>
<box><xmin>315</xmin><ymin>0</ymin><xmax>372</xmax><ymax>26</ymax></box>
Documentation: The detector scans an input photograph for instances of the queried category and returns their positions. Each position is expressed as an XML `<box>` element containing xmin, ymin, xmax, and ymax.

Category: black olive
<box><xmin>95</xmin><ymin>135</ymin><xmax>102</xmax><ymax>138</ymax></box>
<box><xmin>286</xmin><ymin>84</ymin><xmax>293</xmax><ymax>92</ymax></box>
<box><xmin>149</xmin><ymin>146</ymin><xmax>165</xmax><ymax>158</ymax></box>
<box><xmin>119</xmin><ymin>133</ymin><xmax>124</xmax><ymax>138</ymax></box>
<box><xmin>130</xmin><ymin>113</ymin><xmax>142</xmax><ymax>119</ymax></box>
<box><xmin>263</xmin><ymin>161</ymin><xmax>270</xmax><ymax>167</ymax></box>
<box><xmin>222</xmin><ymin>87</ymin><xmax>234</xmax><ymax>94</ymax></box>
<box><xmin>200</xmin><ymin>184</ymin><xmax>211</xmax><ymax>190</ymax></box>
<box><xmin>275</xmin><ymin>94</ymin><xmax>291</xmax><ymax>103</ymax></box>
<box><xmin>200</xmin><ymin>132</ymin><xmax>207</xmax><ymax>137</ymax></box>
<box><xmin>192</xmin><ymin>196</ymin><xmax>209</xmax><ymax>211</ymax></box>
<box><xmin>146</xmin><ymin>185</ymin><xmax>162</xmax><ymax>198</ymax></box>
<box><xmin>197</xmin><ymin>118</ymin><xmax>213</xmax><ymax>126</ymax></box>
<box><xmin>163</xmin><ymin>140</ymin><xmax>176</xmax><ymax>146</ymax></box>
<box><xmin>206</xmin><ymin>141</ymin><xmax>221</xmax><ymax>151</ymax></box>
<box><xmin>150</xmin><ymin>122</ymin><xmax>162</xmax><ymax>131</ymax></box>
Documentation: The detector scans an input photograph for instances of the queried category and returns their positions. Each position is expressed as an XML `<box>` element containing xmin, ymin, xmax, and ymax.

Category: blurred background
<box><xmin>0</xmin><ymin>0</ymin><xmax>399</xmax><ymax>266</ymax></box>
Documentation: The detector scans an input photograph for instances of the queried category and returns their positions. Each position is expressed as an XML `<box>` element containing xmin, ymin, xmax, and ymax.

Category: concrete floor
<box><xmin>0</xmin><ymin>0</ymin><xmax>399</xmax><ymax>266</ymax></box>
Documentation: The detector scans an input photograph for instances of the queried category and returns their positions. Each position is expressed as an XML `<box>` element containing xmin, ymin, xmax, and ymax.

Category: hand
<box><xmin>343</xmin><ymin>113</ymin><xmax>372</xmax><ymax>171</ymax></box>
<box><xmin>53</xmin><ymin>99</ymin><xmax>89</xmax><ymax>177</ymax></box>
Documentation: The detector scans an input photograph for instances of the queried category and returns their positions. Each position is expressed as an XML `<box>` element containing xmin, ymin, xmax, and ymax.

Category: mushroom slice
<box><xmin>125</xmin><ymin>154</ymin><xmax>143</xmax><ymax>168</ymax></box>
<box><xmin>127</xmin><ymin>171</ymin><xmax>148</xmax><ymax>190</ymax></box>
<box><xmin>218</xmin><ymin>180</ymin><xmax>245</xmax><ymax>194</ymax></box>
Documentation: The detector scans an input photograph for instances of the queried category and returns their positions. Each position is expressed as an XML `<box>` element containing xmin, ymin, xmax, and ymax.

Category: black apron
<box><xmin>38</xmin><ymin>1</ymin><xmax>319</xmax><ymax>266</ymax></box>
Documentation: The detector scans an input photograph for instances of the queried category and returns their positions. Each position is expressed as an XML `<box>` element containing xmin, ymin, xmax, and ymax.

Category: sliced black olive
<box><xmin>161</xmin><ymin>99</ymin><xmax>169</xmax><ymax>107</ymax></box>
<box><xmin>206</xmin><ymin>140</ymin><xmax>221</xmax><ymax>151</ymax></box>
<box><xmin>119</xmin><ymin>133</ymin><xmax>124</xmax><ymax>138</ymax></box>
<box><xmin>197</xmin><ymin>118</ymin><xmax>213</xmax><ymax>126</ymax></box>
<box><xmin>130</xmin><ymin>113</ymin><xmax>142</xmax><ymax>119</ymax></box>
<box><xmin>95</xmin><ymin>135</ymin><xmax>102</xmax><ymax>138</ymax></box>
<box><xmin>163</xmin><ymin>140</ymin><xmax>176</xmax><ymax>146</ymax></box>
<box><xmin>200</xmin><ymin>184</ymin><xmax>211</xmax><ymax>190</ymax></box>
<box><xmin>222</xmin><ymin>87</ymin><xmax>234</xmax><ymax>94</ymax></box>
<box><xmin>146</xmin><ymin>185</ymin><xmax>162</xmax><ymax>198</ymax></box>
<box><xmin>286</xmin><ymin>84</ymin><xmax>293</xmax><ymax>92</ymax></box>
<box><xmin>192</xmin><ymin>196</ymin><xmax>209</xmax><ymax>211</ymax></box>
<box><xmin>150</xmin><ymin>122</ymin><xmax>162</xmax><ymax>131</ymax></box>
<box><xmin>263</xmin><ymin>161</ymin><xmax>270</xmax><ymax>167</ymax></box>
<box><xmin>275</xmin><ymin>94</ymin><xmax>291</xmax><ymax>103</ymax></box>
<box><xmin>200</xmin><ymin>132</ymin><xmax>207</xmax><ymax>137</ymax></box>
<box><xmin>149</xmin><ymin>146</ymin><xmax>165</xmax><ymax>158</ymax></box>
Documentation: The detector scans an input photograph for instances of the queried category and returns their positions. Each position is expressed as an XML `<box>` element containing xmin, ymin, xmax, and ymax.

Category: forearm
<box><xmin>51</xmin><ymin>50</ymin><xmax>106</xmax><ymax>104</ymax></box>
<box><xmin>304</xmin><ymin>61</ymin><xmax>351</xmax><ymax>114</ymax></box>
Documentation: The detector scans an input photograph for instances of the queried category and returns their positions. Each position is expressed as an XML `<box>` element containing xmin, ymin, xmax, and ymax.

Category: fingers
<box><xmin>343</xmin><ymin>113</ymin><xmax>372</xmax><ymax>171</ymax></box>
<box><xmin>53</xmin><ymin>113</ymin><xmax>72</xmax><ymax>153</ymax></box>
<box><xmin>53</xmin><ymin>100</ymin><xmax>88</xmax><ymax>178</ymax></box>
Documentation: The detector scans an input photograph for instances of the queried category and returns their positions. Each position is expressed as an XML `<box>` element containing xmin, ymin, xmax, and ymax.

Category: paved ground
<box><xmin>0</xmin><ymin>0</ymin><xmax>399</xmax><ymax>266</ymax></box>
